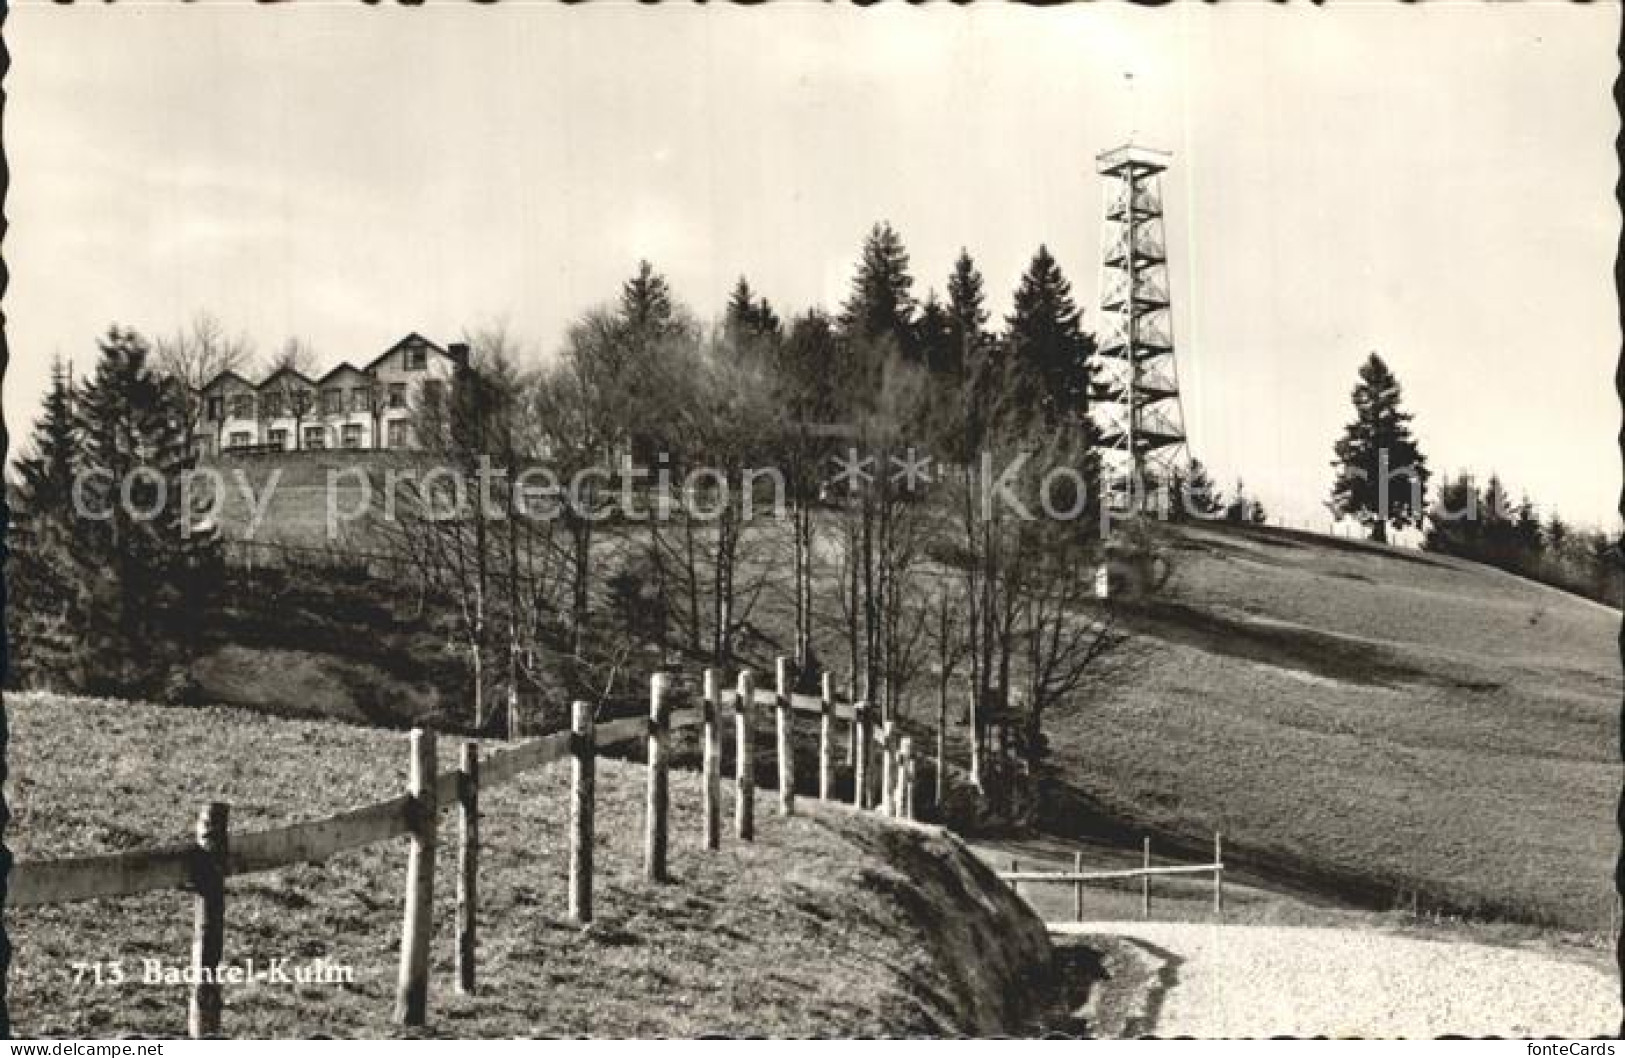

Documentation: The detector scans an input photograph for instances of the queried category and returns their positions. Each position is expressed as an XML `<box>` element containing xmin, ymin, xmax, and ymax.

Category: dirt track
<box><xmin>1057</xmin><ymin>922</ymin><xmax>1618</xmax><ymax>1038</ymax></box>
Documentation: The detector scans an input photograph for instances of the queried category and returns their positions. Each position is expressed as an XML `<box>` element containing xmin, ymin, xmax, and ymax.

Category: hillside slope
<box><xmin>7</xmin><ymin>694</ymin><xmax>1054</xmax><ymax>1038</ymax></box>
<box><xmin>1040</xmin><ymin>522</ymin><xmax>1619</xmax><ymax>932</ymax></box>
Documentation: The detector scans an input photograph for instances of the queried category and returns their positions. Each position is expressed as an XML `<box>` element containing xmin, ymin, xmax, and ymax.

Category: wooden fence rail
<box><xmin>999</xmin><ymin>833</ymin><xmax>1226</xmax><ymax>922</ymax></box>
<box><xmin>9</xmin><ymin>657</ymin><xmax>919</xmax><ymax>1037</ymax></box>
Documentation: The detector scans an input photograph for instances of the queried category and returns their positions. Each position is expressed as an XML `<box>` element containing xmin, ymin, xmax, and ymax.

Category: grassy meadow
<box><xmin>718</xmin><ymin>515</ymin><xmax>1618</xmax><ymax>933</ymax></box>
<box><xmin>92</xmin><ymin>463</ymin><xmax>1625</xmax><ymax>935</ymax></box>
<box><xmin>1036</xmin><ymin>523</ymin><xmax>1620</xmax><ymax>932</ymax></box>
<box><xmin>6</xmin><ymin>693</ymin><xmax>1053</xmax><ymax>1038</ymax></box>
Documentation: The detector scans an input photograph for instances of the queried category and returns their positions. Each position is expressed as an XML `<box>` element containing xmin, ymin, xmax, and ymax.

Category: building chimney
<box><xmin>448</xmin><ymin>342</ymin><xmax>470</xmax><ymax>367</ymax></box>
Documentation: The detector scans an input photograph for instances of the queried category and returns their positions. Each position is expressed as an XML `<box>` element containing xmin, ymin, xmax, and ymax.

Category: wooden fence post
<box><xmin>646</xmin><ymin>673</ymin><xmax>671</xmax><ymax>882</ymax></box>
<box><xmin>395</xmin><ymin>727</ymin><xmax>437</xmax><ymax>1027</ymax></box>
<box><xmin>852</xmin><ymin>702</ymin><xmax>870</xmax><ymax>809</ymax></box>
<box><xmin>775</xmin><ymin>656</ymin><xmax>795</xmax><ymax>817</ymax></box>
<box><xmin>1213</xmin><ymin>831</ymin><xmax>1224</xmax><ymax>917</ymax></box>
<box><xmin>818</xmin><ymin>672</ymin><xmax>834</xmax><ymax>801</ymax></box>
<box><xmin>1010</xmin><ymin>856</ymin><xmax>1019</xmax><ymax>898</ymax></box>
<box><xmin>879</xmin><ymin>722</ymin><xmax>896</xmax><ymax>817</ymax></box>
<box><xmin>702</xmin><ymin>669</ymin><xmax>722</xmax><ymax>851</ymax></box>
<box><xmin>898</xmin><ymin>737</ymin><xmax>914</xmax><ymax>820</ymax></box>
<box><xmin>456</xmin><ymin>742</ymin><xmax>479</xmax><ymax>995</ymax></box>
<box><xmin>735</xmin><ymin>670</ymin><xmax>756</xmax><ymax>841</ymax></box>
<box><xmin>188</xmin><ymin>802</ymin><xmax>228</xmax><ymax>1039</ymax></box>
<box><xmin>1073</xmin><ymin>851</ymin><xmax>1084</xmax><ymax>922</ymax></box>
<box><xmin>1141</xmin><ymin>836</ymin><xmax>1152</xmax><ymax>920</ymax></box>
<box><xmin>569</xmin><ymin>701</ymin><xmax>594</xmax><ymax>923</ymax></box>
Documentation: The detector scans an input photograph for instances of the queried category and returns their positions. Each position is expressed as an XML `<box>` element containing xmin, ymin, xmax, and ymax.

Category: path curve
<box><xmin>1057</xmin><ymin>922</ymin><xmax>1617</xmax><ymax>1038</ymax></box>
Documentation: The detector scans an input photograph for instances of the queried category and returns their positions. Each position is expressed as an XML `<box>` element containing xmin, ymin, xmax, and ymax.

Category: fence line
<box><xmin>1000</xmin><ymin>832</ymin><xmax>1226</xmax><ymax>922</ymax></box>
<box><xmin>10</xmin><ymin>657</ymin><xmax>917</xmax><ymax>1037</ymax></box>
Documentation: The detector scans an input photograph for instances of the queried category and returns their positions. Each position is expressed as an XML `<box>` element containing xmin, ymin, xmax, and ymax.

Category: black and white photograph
<box><xmin>0</xmin><ymin>1</ymin><xmax>1620</xmax><ymax>1041</ymax></box>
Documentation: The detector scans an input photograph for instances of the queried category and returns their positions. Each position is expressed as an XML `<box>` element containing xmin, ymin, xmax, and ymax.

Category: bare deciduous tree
<box><xmin>155</xmin><ymin>311</ymin><xmax>253</xmax><ymax>453</ymax></box>
<box><xmin>261</xmin><ymin>338</ymin><xmax>319</xmax><ymax>449</ymax></box>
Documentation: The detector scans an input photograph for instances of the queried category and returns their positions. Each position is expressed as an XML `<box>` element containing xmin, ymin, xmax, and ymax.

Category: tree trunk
<box><xmin>936</xmin><ymin>677</ymin><xmax>947</xmax><ymax>805</ymax></box>
<box><xmin>470</xmin><ymin>642</ymin><xmax>484</xmax><ymax>731</ymax></box>
<box><xmin>571</xmin><ymin>514</ymin><xmax>592</xmax><ymax>658</ymax></box>
<box><xmin>793</xmin><ymin>503</ymin><xmax>812</xmax><ymax>671</ymax></box>
<box><xmin>1371</xmin><ymin>518</ymin><xmax>1388</xmax><ymax>544</ymax></box>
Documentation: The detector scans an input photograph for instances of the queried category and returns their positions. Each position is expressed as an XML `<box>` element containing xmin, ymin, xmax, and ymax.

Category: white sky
<box><xmin>5</xmin><ymin>3</ymin><xmax>1620</xmax><ymax>529</ymax></box>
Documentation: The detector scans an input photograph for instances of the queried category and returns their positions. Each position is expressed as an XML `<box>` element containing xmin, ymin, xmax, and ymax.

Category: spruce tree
<box><xmin>1005</xmin><ymin>246</ymin><xmax>1095</xmax><ymax>430</ymax></box>
<box><xmin>1424</xmin><ymin>471</ymin><xmax>1479</xmax><ymax>555</ymax></box>
<box><xmin>839</xmin><ymin>221</ymin><xmax>918</xmax><ymax>361</ymax></box>
<box><xmin>615</xmin><ymin>261</ymin><xmax>691</xmax><ymax>465</ymax></box>
<box><xmin>1477</xmin><ymin>474</ymin><xmax>1517</xmax><ymax>566</ymax></box>
<box><xmin>780</xmin><ymin>309</ymin><xmax>846</xmax><ymax>423</ymax></box>
<box><xmin>915</xmin><ymin>291</ymin><xmax>953</xmax><ymax>377</ymax></box>
<box><xmin>73</xmin><ymin>326</ymin><xmax>219</xmax><ymax>693</ymax></box>
<box><xmin>13</xmin><ymin>356</ymin><xmax>79</xmax><ymax>542</ymax></box>
<box><xmin>946</xmin><ymin>248</ymin><xmax>990</xmax><ymax>381</ymax></box>
<box><xmin>725</xmin><ymin>276</ymin><xmax>782</xmax><ymax>346</ymax></box>
<box><xmin>1329</xmin><ymin>353</ymin><xmax>1431</xmax><ymax>543</ymax></box>
<box><xmin>9</xmin><ymin>357</ymin><xmax>87</xmax><ymax>686</ymax></box>
<box><xmin>621</xmin><ymin>260</ymin><xmax>676</xmax><ymax>339</ymax></box>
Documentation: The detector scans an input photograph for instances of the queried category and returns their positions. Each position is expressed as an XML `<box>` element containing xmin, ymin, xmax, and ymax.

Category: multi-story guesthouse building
<box><xmin>196</xmin><ymin>333</ymin><xmax>467</xmax><ymax>457</ymax></box>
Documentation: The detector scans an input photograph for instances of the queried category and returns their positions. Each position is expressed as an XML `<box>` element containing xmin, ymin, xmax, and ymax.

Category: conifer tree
<box><xmin>13</xmin><ymin>355</ymin><xmax>79</xmax><ymax>539</ymax></box>
<box><xmin>1005</xmin><ymin>246</ymin><xmax>1095</xmax><ymax>429</ymax></box>
<box><xmin>946</xmin><ymin>248</ymin><xmax>990</xmax><ymax>381</ymax></box>
<box><xmin>72</xmin><ymin>326</ymin><xmax>219</xmax><ymax>693</ymax></box>
<box><xmin>1424</xmin><ymin>471</ymin><xmax>1479</xmax><ymax>555</ymax></box>
<box><xmin>1329</xmin><ymin>353</ymin><xmax>1431</xmax><ymax>543</ymax></box>
<box><xmin>1477</xmin><ymin>474</ymin><xmax>1518</xmax><ymax>565</ymax></box>
<box><xmin>915</xmin><ymin>291</ymin><xmax>953</xmax><ymax>377</ymax></box>
<box><xmin>621</xmin><ymin>260</ymin><xmax>677</xmax><ymax>340</ymax></box>
<box><xmin>9</xmin><ymin>357</ymin><xmax>87</xmax><ymax>685</ymax></box>
<box><xmin>614</xmin><ymin>261</ymin><xmax>692</xmax><ymax>464</ymax></box>
<box><xmin>839</xmin><ymin>222</ymin><xmax>918</xmax><ymax>362</ymax></box>
<box><xmin>725</xmin><ymin>276</ymin><xmax>782</xmax><ymax>346</ymax></box>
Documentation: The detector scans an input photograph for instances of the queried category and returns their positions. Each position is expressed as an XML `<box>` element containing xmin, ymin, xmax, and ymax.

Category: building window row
<box><xmin>209</xmin><ymin>384</ymin><xmax>428</xmax><ymax>421</ymax></box>
<box><xmin>217</xmin><ymin>420</ymin><xmax>409</xmax><ymax>452</ymax></box>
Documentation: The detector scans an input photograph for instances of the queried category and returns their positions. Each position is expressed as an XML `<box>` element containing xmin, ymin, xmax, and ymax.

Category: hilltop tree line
<box><xmin>1425</xmin><ymin>473</ymin><xmax>1622</xmax><ymax>608</ymax></box>
<box><xmin>382</xmin><ymin>225</ymin><xmax>1127</xmax><ymax>817</ymax></box>
<box><xmin>11</xmin><ymin>223</ymin><xmax>1146</xmax><ymax>821</ymax></box>
<box><xmin>16</xmin><ymin>223</ymin><xmax>1619</xmax><ymax>818</ymax></box>
<box><xmin>1326</xmin><ymin>351</ymin><xmax>1620</xmax><ymax>607</ymax></box>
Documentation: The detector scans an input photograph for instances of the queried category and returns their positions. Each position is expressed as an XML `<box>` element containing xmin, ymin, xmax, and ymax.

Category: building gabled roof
<box><xmin>361</xmin><ymin>332</ymin><xmax>450</xmax><ymax>373</ymax></box>
<box><xmin>315</xmin><ymin>361</ymin><xmax>369</xmax><ymax>384</ymax></box>
<box><xmin>258</xmin><ymin>365</ymin><xmax>317</xmax><ymax>390</ymax></box>
<box><xmin>196</xmin><ymin>332</ymin><xmax>459</xmax><ymax>393</ymax></box>
<box><xmin>199</xmin><ymin>369</ymin><xmax>255</xmax><ymax>393</ymax></box>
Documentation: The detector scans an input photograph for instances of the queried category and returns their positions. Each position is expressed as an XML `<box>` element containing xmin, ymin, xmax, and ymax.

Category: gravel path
<box><xmin>1057</xmin><ymin>922</ymin><xmax>1618</xmax><ymax>1038</ymax></box>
